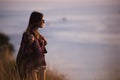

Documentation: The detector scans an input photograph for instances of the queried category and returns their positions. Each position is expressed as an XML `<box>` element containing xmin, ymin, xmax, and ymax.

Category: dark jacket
<box><xmin>16</xmin><ymin>31</ymin><xmax>47</xmax><ymax>78</ymax></box>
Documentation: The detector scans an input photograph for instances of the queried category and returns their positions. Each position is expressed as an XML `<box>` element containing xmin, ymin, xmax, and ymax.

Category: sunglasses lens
<box><xmin>43</xmin><ymin>20</ymin><xmax>45</xmax><ymax>23</ymax></box>
<box><xmin>41</xmin><ymin>19</ymin><xmax>45</xmax><ymax>23</ymax></box>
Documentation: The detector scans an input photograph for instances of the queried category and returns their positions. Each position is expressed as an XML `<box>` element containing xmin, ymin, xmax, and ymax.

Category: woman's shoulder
<box><xmin>23</xmin><ymin>31</ymin><xmax>30</xmax><ymax>36</ymax></box>
<box><xmin>23</xmin><ymin>31</ymin><xmax>33</xmax><ymax>36</ymax></box>
<box><xmin>23</xmin><ymin>31</ymin><xmax>35</xmax><ymax>41</ymax></box>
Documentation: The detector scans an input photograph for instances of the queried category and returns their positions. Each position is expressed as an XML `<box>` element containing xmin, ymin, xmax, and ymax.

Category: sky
<box><xmin>0</xmin><ymin>0</ymin><xmax>120</xmax><ymax>12</ymax></box>
<box><xmin>0</xmin><ymin>0</ymin><xmax>120</xmax><ymax>46</ymax></box>
<box><xmin>0</xmin><ymin>0</ymin><xmax>120</xmax><ymax>5</ymax></box>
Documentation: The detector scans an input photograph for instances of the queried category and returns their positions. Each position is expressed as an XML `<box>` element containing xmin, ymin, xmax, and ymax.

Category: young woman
<box><xmin>16</xmin><ymin>11</ymin><xmax>47</xmax><ymax>80</ymax></box>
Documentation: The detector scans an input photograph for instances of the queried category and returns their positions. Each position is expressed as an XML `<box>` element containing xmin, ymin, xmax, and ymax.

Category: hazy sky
<box><xmin>0</xmin><ymin>0</ymin><xmax>120</xmax><ymax>46</ymax></box>
<box><xmin>0</xmin><ymin>0</ymin><xmax>120</xmax><ymax>5</ymax></box>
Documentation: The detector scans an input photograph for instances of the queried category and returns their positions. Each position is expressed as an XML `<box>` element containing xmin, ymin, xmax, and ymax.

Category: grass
<box><xmin>0</xmin><ymin>57</ymin><xmax>68</xmax><ymax>80</ymax></box>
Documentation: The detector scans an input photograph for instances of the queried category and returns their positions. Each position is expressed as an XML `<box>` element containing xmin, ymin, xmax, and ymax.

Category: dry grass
<box><xmin>0</xmin><ymin>56</ymin><xmax>68</xmax><ymax>80</ymax></box>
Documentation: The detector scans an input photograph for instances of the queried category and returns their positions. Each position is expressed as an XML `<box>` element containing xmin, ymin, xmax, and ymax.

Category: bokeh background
<box><xmin>0</xmin><ymin>0</ymin><xmax>120</xmax><ymax>80</ymax></box>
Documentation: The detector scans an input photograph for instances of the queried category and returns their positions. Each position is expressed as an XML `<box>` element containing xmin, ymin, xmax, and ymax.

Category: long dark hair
<box><xmin>26</xmin><ymin>11</ymin><xmax>43</xmax><ymax>33</ymax></box>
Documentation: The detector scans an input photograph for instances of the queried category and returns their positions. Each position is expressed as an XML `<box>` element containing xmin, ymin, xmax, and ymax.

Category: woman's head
<box><xmin>29</xmin><ymin>11</ymin><xmax>43</xmax><ymax>25</ymax></box>
<box><xmin>26</xmin><ymin>11</ymin><xmax>45</xmax><ymax>32</ymax></box>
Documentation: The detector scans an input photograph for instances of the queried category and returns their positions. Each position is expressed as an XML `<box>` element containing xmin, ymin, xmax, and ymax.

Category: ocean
<box><xmin>0</xmin><ymin>1</ymin><xmax>120</xmax><ymax>80</ymax></box>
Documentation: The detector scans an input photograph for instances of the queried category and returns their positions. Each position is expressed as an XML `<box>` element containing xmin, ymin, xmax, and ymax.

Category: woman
<box><xmin>16</xmin><ymin>11</ymin><xmax>47</xmax><ymax>80</ymax></box>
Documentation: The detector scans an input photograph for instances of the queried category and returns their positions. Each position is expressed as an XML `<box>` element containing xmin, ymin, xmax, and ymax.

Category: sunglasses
<box><xmin>41</xmin><ymin>19</ymin><xmax>45</xmax><ymax>23</ymax></box>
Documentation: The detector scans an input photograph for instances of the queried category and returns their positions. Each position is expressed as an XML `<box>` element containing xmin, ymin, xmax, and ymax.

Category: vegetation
<box><xmin>0</xmin><ymin>32</ymin><xmax>14</xmax><ymax>61</ymax></box>
<box><xmin>0</xmin><ymin>32</ymin><xmax>68</xmax><ymax>80</ymax></box>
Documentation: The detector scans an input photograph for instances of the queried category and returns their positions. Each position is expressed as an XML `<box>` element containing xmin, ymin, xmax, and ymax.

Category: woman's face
<box><xmin>38</xmin><ymin>18</ymin><xmax>45</xmax><ymax>28</ymax></box>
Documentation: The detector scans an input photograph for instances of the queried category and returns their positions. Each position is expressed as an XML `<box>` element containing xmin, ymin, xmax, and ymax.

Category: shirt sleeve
<box><xmin>23</xmin><ymin>32</ymin><xmax>43</xmax><ymax>59</ymax></box>
<box><xmin>22</xmin><ymin>32</ymin><xmax>35</xmax><ymax>47</ymax></box>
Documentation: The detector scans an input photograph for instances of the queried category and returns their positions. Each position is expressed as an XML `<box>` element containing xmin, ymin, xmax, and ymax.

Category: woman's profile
<box><xmin>16</xmin><ymin>11</ymin><xmax>47</xmax><ymax>80</ymax></box>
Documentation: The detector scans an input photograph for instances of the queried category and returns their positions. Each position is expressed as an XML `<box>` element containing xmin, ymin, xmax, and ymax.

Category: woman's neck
<box><xmin>33</xmin><ymin>27</ymin><xmax>39</xmax><ymax>32</ymax></box>
<box><xmin>32</xmin><ymin>27</ymin><xmax>40</xmax><ymax>39</ymax></box>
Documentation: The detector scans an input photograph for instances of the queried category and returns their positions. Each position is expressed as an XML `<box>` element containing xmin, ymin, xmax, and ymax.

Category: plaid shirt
<box><xmin>16</xmin><ymin>31</ymin><xmax>47</xmax><ymax>78</ymax></box>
